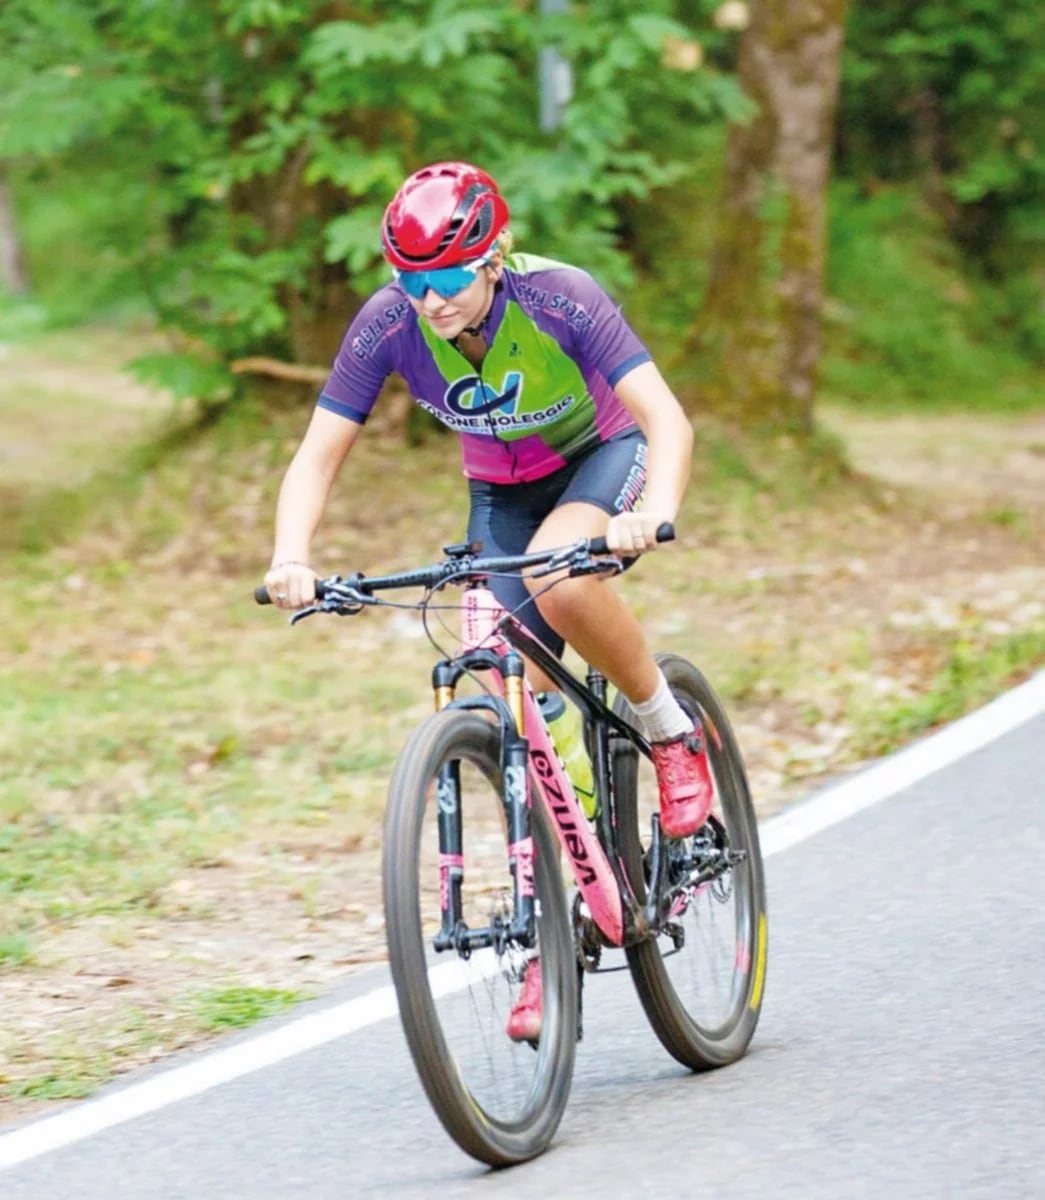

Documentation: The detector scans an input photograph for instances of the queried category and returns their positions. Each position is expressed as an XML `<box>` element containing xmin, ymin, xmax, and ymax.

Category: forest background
<box><xmin>1</xmin><ymin>0</ymin><xmax>1043</xmax><ymax>1111</ymax></box>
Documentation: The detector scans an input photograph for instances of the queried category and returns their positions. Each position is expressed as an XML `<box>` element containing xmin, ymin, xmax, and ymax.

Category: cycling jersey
<box><xmin>317</xmin><ymin>253</ymin><xmax>651</xmax><ymax>484</ymax></box>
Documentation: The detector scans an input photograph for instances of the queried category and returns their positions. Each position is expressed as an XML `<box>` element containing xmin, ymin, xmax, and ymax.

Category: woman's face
<box><xmin>406</xmin><ymin>255</ymin><xmax>502</xmax><ymax>339</ymax></box>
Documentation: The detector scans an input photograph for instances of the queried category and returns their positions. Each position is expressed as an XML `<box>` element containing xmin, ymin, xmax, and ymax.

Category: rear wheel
<box><xmin>383</xmin><ymin>709</ymin><xmax>577</xmax><ymax>1166</ymax></box>
<box><xmin>614</xmin><ymin>654</ymin><xmax>767</xmax><ymax>1069</ymax></box>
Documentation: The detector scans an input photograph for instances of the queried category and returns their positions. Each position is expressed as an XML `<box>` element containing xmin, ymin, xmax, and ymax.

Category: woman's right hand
<box><xmin>264</xmin><ymin>560</ymin><xmax>319</xmax><ymax>610</ymax></box>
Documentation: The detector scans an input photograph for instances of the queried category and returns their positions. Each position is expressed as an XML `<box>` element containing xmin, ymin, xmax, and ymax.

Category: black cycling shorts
<box><xmin>465</xmin><ymin>427</ymin><xmax>647</xmax><ymax>656</ymax></box>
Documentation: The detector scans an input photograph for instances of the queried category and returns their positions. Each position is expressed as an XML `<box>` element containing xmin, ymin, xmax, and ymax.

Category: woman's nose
<box><xmin>421</xmin><ymin>288</ymin><xmax>446</xmax><ymax>313</ymax></box>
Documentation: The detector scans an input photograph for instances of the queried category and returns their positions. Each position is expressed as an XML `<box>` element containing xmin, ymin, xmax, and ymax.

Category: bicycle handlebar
<box><xmin>586</xmin><ymin>521</ymin><xmax>674</xmax><ymax>558</ymax></box>
<box><xmin>254</xmin><ymin>522</ymin><xmax>675</xmax><ymax>607</ymax></box>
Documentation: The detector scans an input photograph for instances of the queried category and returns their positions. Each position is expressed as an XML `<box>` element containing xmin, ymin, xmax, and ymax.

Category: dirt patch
<box><xmin>0</xmin><ymin>329</ymin><xmax>173</xmax><ymax>490</ymax></box>
<box><xmin>823</xmin><ymin>409</ymin><xmax>1045</xmax><ymax>511</ymax></box>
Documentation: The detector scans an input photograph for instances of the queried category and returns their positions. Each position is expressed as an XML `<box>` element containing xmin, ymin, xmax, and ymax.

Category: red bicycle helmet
<box><xmin>381</xmin><ymin>162</ymin><xmax>510</xmax><ymax>271</ymax></box>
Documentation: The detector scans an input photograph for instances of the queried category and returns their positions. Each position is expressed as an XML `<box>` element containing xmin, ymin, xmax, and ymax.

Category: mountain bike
<box><xmin>255</xmin><ymin>525</ymin><xmax>767</xmax><ymax>1167</ymax></box>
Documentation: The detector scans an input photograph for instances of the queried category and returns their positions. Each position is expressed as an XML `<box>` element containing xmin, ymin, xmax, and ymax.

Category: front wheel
<box><xmin>383</xmin><ymin>709</ymin><xmax>577</xmax><ymax>1167</ymax></box>
<box><xmin>614</xmin><ymin>654</ymin><xmax>767</xmax><ymax>1070</ymax></box>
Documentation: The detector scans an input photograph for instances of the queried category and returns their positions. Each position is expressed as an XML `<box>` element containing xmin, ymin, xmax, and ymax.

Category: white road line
<box><xmin>3</xmin><ymin>669</ymin><xmax>1044</xmax><ymax>1172</ymax></box>
<box><xmin>759</xmin><ymin>668</ymin><xmax>1045</xmax><ymax>857</ymax></box>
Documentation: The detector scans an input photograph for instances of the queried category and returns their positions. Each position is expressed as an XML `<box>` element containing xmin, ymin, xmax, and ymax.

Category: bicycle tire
<box><xmin>614</xmin><ymin>653</ymin><xmax>767</xmax><ymax>1070</ymax></box>
<box><xmin>383</xmin><ymin>709</ymin><xmax>577</xmax><ymax>1166</ymax></box>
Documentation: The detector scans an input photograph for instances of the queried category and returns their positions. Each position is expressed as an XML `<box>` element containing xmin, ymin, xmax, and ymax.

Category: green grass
<box><xmin>0</xmin><ymin>933</ymin><xmax>35</xmax><ymax>969</ymax></box>
<box><xmin>852</xmin><ymin>623</ymin><xmax>1045</xmax><ymax>759</ymax></box>
<box><xmin>8</xmin><ymin>1073</ymin><xmax>101</xmax><ymax>1103</ymax></box>
<box><xmin>0</xmin><ymin>644</ymin><xmax>413</xmax><ymax>936</ymax></box>
<box><xmin>1</xmin><ymin>989</ymin><xmax>306</xmax><ymax>1105</ymax></box>
<box><xmin>193</xmin><ymin>986</ymin><xmax>305</xmax><ymax>1031</ymax></box>
<box><xmin>986</xmin><ymin>505</ymin><xmax>1034</xmax><ymax>537</ymax></box>
<box><xmin>2</xmin><ymin>1007</ymin><xmax>161</xmax><ymax>1104</ymax></box>
<box><xmin>707</xmin><ymin>615</ymin><xmax>1045</xmax><ymax>772</ymax></box>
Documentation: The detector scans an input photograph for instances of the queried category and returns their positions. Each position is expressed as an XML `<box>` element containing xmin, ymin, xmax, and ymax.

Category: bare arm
<box><xmin>606</xmin><ymin>359</ymin><xmax>694</xmax><ymax>553</ymax></box>
<box><xmin>265</xmin><ymin>407</ymin><xmax>363</xmax><ymax>607</ymax></box>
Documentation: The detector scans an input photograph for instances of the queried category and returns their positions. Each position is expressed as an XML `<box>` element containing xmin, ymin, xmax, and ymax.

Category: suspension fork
<box><xmin>502</xmin><ymin>652</ymin><xmax>538</xmax><ymax>946</ymax></box>
<box><xmin>429</xmin><ymin>651</ymin><xmax>537</xmax><ymax>954</ymax></box>
<box><xmin>431</xmin><ymin>660</ymin><xmax>464</xmax><ymax>952</ymax></box>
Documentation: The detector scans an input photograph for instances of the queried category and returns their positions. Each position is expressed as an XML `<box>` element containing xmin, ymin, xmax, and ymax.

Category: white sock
<box><xmin>630</xmin><ymin>670</ymin><xmax>692</xmax><ymax>742</ymax></box>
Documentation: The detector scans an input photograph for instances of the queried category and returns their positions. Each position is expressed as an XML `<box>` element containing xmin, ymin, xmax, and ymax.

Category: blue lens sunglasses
<box><xmin>394</xmin><ymin>255</ymin><xmax>491</xmax><ymax>301</ymax></box>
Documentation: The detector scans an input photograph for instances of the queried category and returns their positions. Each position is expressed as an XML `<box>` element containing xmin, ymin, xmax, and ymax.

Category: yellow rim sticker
<box><xmin>749</xmin><ymin>912</ymin><xmax>767</xmax><ymax>1011</ymax></box>
<box><xmin>455</xmin><ymin>1061</ymin><xmax>490</xmax><ymax>1128</ymax></box>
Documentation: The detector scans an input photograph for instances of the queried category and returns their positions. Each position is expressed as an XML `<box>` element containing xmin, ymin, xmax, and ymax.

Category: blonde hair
<box><xmin>496</xmin><ymin>228</ymin><xmax>515</xmax><ymax>258</ymax></box>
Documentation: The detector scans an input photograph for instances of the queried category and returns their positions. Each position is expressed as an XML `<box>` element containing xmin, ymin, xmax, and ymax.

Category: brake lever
<box><xmin>571</xmin><ymin>555</ymin><xmax>624</xmax><ymax>578</ymax></box>
<box><xmin>289</xmin><ymin>605</ymin><xmax>320</xmax><ymax>625</ymax></box>
<box><xmin>531</xmin><ymin>541</ymin><xmax>623</xmax><ymax>580</ymax></box>
<box><xmin>529</xmin><ymin>540</ymin><xmax>589</xmax><ymax>579</ymax></box>
<box><xmin>289</xmin><ymin>587</ymin><xmax>370</xmax><ymax>624</ymax></box>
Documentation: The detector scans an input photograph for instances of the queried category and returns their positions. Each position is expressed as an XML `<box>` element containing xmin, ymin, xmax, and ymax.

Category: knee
<box><xmin>529</xmin><ymin>574</ymin><xmax>586</xmax><ymax>631</ymax></box>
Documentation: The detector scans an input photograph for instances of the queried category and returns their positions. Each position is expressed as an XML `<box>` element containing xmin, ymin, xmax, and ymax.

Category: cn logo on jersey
<box><xmin>446</xmin><ymin>371</ymin><xmax>523</xmax><ymax>417</ymax></box>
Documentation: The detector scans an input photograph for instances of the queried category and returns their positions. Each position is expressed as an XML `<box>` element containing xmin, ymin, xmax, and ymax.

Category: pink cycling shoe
<box><xmin>505</xmin><ymin>958</ymin><xmax>542</xmax><ymax>1043</ymax></box>
<box><xmin>651</xmin><ymin>725</ymin><xmax>714</xmax><ymax>839</ymax></box>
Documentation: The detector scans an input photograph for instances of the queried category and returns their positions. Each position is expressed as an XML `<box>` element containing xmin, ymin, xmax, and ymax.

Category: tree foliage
<box><xmin>840</xmin><ymin>0</ymin><xmax>1045</xmax><ymax>354</ymax></box>
<box><xmin>2</xmin><ymin>0</ymin><xmax>1041</xmax><ymax>417</ymax></box>
<box><xmin>0</xmin><ymin>0</ymin><xmax>744</xmax><ymax>400</ymax></box>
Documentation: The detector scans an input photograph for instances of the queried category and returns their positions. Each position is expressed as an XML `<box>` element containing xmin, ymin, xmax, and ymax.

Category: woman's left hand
<box><xmin>604</xmin><ymin>511</ymin><xmax>673</xmax><ymax>556</ymax></box>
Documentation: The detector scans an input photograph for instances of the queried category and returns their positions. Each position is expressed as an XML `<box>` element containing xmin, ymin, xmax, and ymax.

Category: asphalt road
<box><xmin>3</xmin><ymin>694</ymin><xmax>1044</xmax><ymax>1199</ymax></box>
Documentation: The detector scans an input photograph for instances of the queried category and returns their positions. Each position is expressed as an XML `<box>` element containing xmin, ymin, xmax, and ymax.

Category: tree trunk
<box><xmin>686</xmin><ymin>0</ymin><xmax>847</xmax><ymax>431</ymax></box>
<box><xmin>0</xmin><ymin>170</ymin><xmax>30</xmax><ymax>297</ymax></box>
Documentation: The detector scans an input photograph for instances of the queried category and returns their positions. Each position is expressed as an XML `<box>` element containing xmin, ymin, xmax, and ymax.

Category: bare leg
<box><xmin>523</xmin><ymin>502</ymin><xmax>661</xmax><ymax>704</ymax></box>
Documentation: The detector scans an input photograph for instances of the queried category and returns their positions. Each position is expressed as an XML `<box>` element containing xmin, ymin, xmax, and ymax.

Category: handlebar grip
<box><xmin>589</xmin><ymin>521</ymin><xmax>675</xmax><ymax>557</ymax></box>
<box><xmin>254</xmin><ymin>581</ymin><xmax>332</xmax><ymax>606</ymax></box>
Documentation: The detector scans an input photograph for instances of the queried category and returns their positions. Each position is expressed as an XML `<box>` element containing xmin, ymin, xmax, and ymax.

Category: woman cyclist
<box><xmin>264</xmin><ymin>161</ymin><xmax>714</xmax><ymax>1043</ymax></box>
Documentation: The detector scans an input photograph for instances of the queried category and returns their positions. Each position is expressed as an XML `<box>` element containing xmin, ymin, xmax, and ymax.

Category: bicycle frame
<box><xmin>431</xmin><ymin>582</ymin><xmax>652</xmax><ymax>955</ymax></box>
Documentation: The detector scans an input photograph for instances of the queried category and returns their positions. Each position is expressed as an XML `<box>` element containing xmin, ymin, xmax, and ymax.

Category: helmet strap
<box><xmin>461</xmin><ymin>269</ymin><xmax>501</xmax><ymax>336</ymax></box>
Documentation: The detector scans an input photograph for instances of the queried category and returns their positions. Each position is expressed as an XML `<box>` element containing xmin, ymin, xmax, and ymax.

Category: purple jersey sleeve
<box><xmin>510</xmin><ymin>262</ymin><xmax>648</xmax><ymax>387</ymax></box>
<box><xmin>316</xmin><ymin>286</ymin><xmax>407</xmax><ymax>424</ymax></box>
